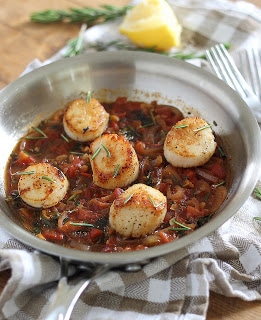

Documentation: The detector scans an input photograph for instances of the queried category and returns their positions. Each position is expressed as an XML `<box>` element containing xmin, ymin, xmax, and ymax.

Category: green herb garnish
<box><xmin>69</xmin><ymin>151</ymin><xmax>84</xmax><ymax>155</ymax></box>
<box><xmin>42</xmin><ymin>176</ymin><xmax>56</xmax><ymax>183</ymax></box>
<box><xmin>253</xmin><ymin>187</ymin><xmax>261</xmax><ymax>222</ymax></box>
<box><xmin>124</xmin><ymin>193</ymin><xmax>134</xmax><ymax>204</ymax></box>
<box><xmin>30</xmin><ymin>5</ymin><xmax>132</xmax><ymax>24</ymax></box>
<box><xmin>26</xmin><ymin>126</ymin><xmax>47</xmax><ymax>139</ymax></box>
<box><xmin>120</xmin><ymin>125</ymin><xmax>141</xmax><ymax>140</ymax></box>
<box><xmin>12</xmin><ymin>170</ymin><xmax>35</xmax><ymax>176</ymax></box>
<box><xmin>218</xmin><ymin>146</ymin><xmax>226</xmax><ymax>158</ymax></box>
<box><xmin>89</xmin><ymin>41</ymin><xmax>207</xmax><ymax>60</ymax></box>
<box><xmin>113</xmin><ymin>164</ymin><xmax>121</xmax><ymax>178</ymax></box>
<box><xmin>69</xmin><ymin>222</ymin><xmax>94</xmax><ymax>227</ymax></box>
<box><xmin>254</xmin><ymin>187</ymin><xmax>261</xmax><ymax>200</ymax></box>
<box><xmin>91</xmin><ymin>146</ymin><xmax>102</xmax><ymax>160</ymax></box>
<box><xmin>146</xmin><ymin>171</ymin><xmax>153</xmax><ymax>186</ymax></box>
<box><xmin>102</xmin><ymin>144</ymin><xmax>111</xmax><ymax>157</ymax></box>
<box><xmin>91</xmin><ymin>144</ymin><xmax>110</xmax><ymax>159</ymax></box>
<box><xmin>212</xmin><ymin>181</ymin><xmax>225</xmax><ymax>188</ymax></box>
<box><xmin>61</xmin><ymin>133</ymin><xmax>70</xmax><ymax>142</ymax></box>
<box><xmin>148</xmin><ymin>196</ymin><xmax>164</xmax><ymax>208</ymax></box>
<box><xmin>169</xmin><ymin>219</ymin><xmax>192</xmax><ymax>231</ymax></box>
<box><xmin>137</xmin><ymin>123</ymin><xmax>154</xmax><ymax>129</ymax></box>
<box><xmin>193</xmin><ymin>124</ymin><xmax>212</xmax><ymax>132</ymax></box>
<box><xmin>64</xmin><ymin>23</ymin><xmax>87</xmax><ymax>57</ymax></box>
<box><xmin>67</xmin><ymin>193</ymin><xmax>80</xmax><ymax>202</ymax></box>
<box><xmin>149</xmin><ymin>109</ymin><xmax>156</xmax><ymax>125</ymax></box>
<box><xmin>89</xmin><ymin>41</ymin><xmax>231</xmax><ymax>60</ymax></box>
<box><xmin>86</xmin><ymin>90</ymin><xmax>92</xmax><ymax>103</ymax></box>
<box><xmin>174</xmin><ymin>124</ymin><xmax>188</xmax><ymax>129</ymax></box>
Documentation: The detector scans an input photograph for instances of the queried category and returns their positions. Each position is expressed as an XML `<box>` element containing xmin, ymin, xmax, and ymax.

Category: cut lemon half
<box><xmin>119</xmin><ymin>0</ymin><xmax>182</xmax><ymax>51</ymax></box>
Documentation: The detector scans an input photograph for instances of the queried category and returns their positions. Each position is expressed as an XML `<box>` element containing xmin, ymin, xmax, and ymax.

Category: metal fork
<box><xmin>205</xmin><ymin>43</ymin><xmax>261</xmax><ymax>123</ymax></box>
<box><xmin>236</xmin><ymin>48</ymin><xmax>261</xmax><ymax>101</ymax></box>
<box><xmin>45</xmin><ymin>259</ymin><xmax>111</xmax><ymax>320</ymax></box>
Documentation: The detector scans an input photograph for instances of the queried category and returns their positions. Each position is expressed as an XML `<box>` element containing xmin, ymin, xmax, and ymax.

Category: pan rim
<box><xmin>1</xmin><ymin>50</ymin><xmax>260</xmax><ymax>265</ymax></box>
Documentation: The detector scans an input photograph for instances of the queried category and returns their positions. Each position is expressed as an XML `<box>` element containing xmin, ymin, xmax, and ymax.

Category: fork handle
<box><xmin>45</xmin><ymin>264</ymin><xmax>111</xmax><ymax>320</ymax></box>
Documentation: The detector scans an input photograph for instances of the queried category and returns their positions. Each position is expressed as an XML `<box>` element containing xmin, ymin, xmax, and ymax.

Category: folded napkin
<box><xmin>1</xmin><ymin>0</ymin><xmax>261</xmax><ymax>319</ymax></box>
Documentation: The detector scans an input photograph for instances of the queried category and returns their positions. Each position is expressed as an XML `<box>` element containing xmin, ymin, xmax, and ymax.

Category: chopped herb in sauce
<box><xmin>5</xmin><ymin>97</ymin><xmax>229</xmax><ymax>253</ymax></box>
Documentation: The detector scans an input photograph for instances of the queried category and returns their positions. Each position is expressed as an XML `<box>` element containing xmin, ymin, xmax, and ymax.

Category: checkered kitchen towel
<box><xmin>1</xmin><ymin>0</ymin><xmax>261</xmax><ymax>319</ymax></box>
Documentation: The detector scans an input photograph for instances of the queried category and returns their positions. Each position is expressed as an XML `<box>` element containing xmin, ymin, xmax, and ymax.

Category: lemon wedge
<box><xmin>119</xmin><ymin>0</ymin><xmax>182</xmax><ymax>51</ymax></box>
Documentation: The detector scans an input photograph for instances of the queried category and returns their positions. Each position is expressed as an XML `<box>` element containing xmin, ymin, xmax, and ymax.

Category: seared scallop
<box><xmin>89</xmin><ymin>133</ymin><xmax>139</xmax><ymax>189</ymax></box>
<box><xmin>164</xmin><ymin>117</ymin><xmax>217</xmax><ymax>168</ymax></box>
<box><xmin>63</xmin><ymin>98</ymin><xmax>109</xmax><ymax>142</ymax></box>
<box><xmin>18</xmin><ymin>163</ymin><xmax>69</xmax><ymax>208</ymax></box>
<box><xmin>109</xmin><ymin>183</ymin><xmax>167</xmax><ymax>238</ymax></box>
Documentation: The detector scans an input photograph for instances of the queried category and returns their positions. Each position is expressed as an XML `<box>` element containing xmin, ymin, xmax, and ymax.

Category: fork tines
<box><xmin>205</xmin><ymin>43</ymin><xmax>255</xmax><ymax>100</ymax></box>
<box><xmin>237</xmin><ymin>48</ymin><xmax>261</xmax><ymax>101</ymax></box>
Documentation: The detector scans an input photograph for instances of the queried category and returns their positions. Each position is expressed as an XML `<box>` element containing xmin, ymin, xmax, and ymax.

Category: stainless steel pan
<box><xmin>0</xmin><ymin>51</ymin><xmax>260</xmax><ymax>319</ymax></box>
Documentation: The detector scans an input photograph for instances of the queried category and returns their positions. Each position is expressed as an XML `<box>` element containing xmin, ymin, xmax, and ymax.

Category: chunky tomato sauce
<box><xmin>5</xmin><ymin>97</ymin><xmax>229</xmax><ymax>252</ymax></box>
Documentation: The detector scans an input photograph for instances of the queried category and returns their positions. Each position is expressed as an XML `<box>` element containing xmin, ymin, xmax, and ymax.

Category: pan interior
<box><xmin>0</xmin><ymin>51</ymin><xmax>260</xmax><ymax>265</ymax></box>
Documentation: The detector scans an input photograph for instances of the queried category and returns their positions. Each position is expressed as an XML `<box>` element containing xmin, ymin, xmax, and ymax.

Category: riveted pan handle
<box><xmin>45</xmin><ymin>259</ymin><xmax>111</xmax><ymax>320</ymax></box>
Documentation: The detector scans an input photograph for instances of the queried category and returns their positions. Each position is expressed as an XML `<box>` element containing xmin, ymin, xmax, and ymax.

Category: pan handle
<box><xmin>45</xmin><ymin>260</ymin><xmax>111</xmax><ymax>320</ymax></box>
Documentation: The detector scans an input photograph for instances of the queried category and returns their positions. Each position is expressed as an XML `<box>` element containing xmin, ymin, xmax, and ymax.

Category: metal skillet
<box><xmin>0</xmin><ymin>51</ymin><xmax>260</xmax><ymax>319</ymax></box>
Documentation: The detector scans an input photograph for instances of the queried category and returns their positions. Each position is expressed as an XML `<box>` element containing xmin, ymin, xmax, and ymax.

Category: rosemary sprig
<box><xmin>26</xmin><ymin>126</ymin><xmax>47</xmax><ymax>139</ymax></box>
<box><xmin>218</xmin><ymin>146</ymin><xmax>226</xmax><ymax>158</ymax></box>
<box><xmin>212</xmin><ymin>181</ymin><xmax>225</xmax><ymax>188</ymax></box>
<box><xmin>113</xmin><ymin>164</ymin><xmax>121</xmax><ymax>178</ymax></box>
<box><xmin>254</xmin><ymin>187</ymin><xmax>261</xmax><ymax>200</ymax></box>
<box><xmin>102</xmin><ymin>144</ymin><xmax>111</xmax><ymax>157</ymax></box>
<box><xmin>30</xmin><ymin>5</ymin><xmax>132</xmax><ymax>24</ymax></box>
<box><xmin>174</xmin><ymin>124</ymin><xmax>188</xmax><ymax>129</ymax></box>
<box><xmin>91</xmin><ymin>144</ymin><xmax>111</xmax><ymax>160</ymax></box>
<box><xmin>148</xmin><ymin>196</ymin><xmax>164</xmax><ymax>208</ymax></box>
<box><xmin>64</xmin><ymin>24</ymin><xmax>87</xmax><ymax>57</ymax></box>
<box><xmin>149</xmin><ymin>109</ymin><xmax>156</xmax><ymax>125</ymax></box>
<box><xmin>69</xmin><ymin>151</ymin><xmax>84</xmax><ymax>155</ymax></box>
<box><xmin>124</xmin><ymin>193</ymin><xmax>134</xmax><ymax>204</ymax></box>
<box><xmin>69</xmin><ymin>222</ymin><xmax>94</xmax><ymax>227</ymax></box>
<box><xmin>12</xmin><ymin>170</ymin><xmax>35</xmax><ymax>176</ymax></box>
<box><xmin>174</xmin><ymin>123</ymin><xmax>212</xmax><ymax>132</ymax></box>
<box><xmin>42</xmin><ymin>176</ymin><xmax>56</xmax><ymax>183</ymax></box>
<box><xmin>193</xmin><ymin>124</ymin><xmax>212</xmax><ymax>132</ymax></box>
<box><xmin>169</xmin><ymin>219</ymin><xmax>192</xmax><ymax>231</ymax></box>
<box><xmin>137</xmin><ymin>123</ymin><xmax>154</xmax><ymax>129</ymax></box>
<box><xmin>67</xmin><ymin>193</ymin><xmax>80</xmax><ymax>202</ymax></box>
<box><xmin>61</xmin><ymin>133</ymin><xmax>69</xmax><ymax>142</ymax></box>
<box><xmin>251</xmin><ymin>187</ymin><xmax>261</xmax><ymax>223</ymax></box>
<box><xmin>91</xmin><ymin>146</ymin><xmax>102</xmax><ymax>160</ymax></box>
<box><xmin>90</xmin><ymin>41</ymin><xmax>231</xmax><ymax>60</ymax></box>
<box><xmin>86</xmin><ymin>90</ymin><xmax>92</xmax><ymax>103</ymax></box>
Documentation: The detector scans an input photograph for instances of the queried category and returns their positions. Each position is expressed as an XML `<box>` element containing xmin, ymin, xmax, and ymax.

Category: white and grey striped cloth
<box><xmin>1</xmin><ymin>0</ymin><xmax>261</xmax><ymax>319</ymax></box>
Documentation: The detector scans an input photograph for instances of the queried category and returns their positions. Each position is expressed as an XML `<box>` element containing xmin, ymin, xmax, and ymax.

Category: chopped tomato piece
<box><xmin>58</xmin><ymin>221</ymin><xmax>85</xmax><ymax>233</ymax></box>
<box><xmin>41</xmin><ymin>229</ymin><xmax>64</xmax><ymax>242</ymax></box>
<box><xmin>184</xmin><ymin>169</ymin><xmax>197</xmax><ymax>184</ymax></box>
<box><xmin>114</xmin><ymin>188</ymin><xmax>124</xmax><ymax>198</ymax></box>
<box><xmin>89</xmin><ymin>228</ymin><xmax>103</xmax><ymax>241</ymax></box>
<box><xmin>66</xmin><ymin>156</ymin><xmax>84</xmax><ymax>178</ymax></box>
<box><xmin>110</xmin><ymin>121</ymin><xmax>119</xmax><ymax>131</ymax></box>
<box><xmin>16</xmin><ymin>150</ymin><xmax>35</xmax><ymax>165</ymax></box>
<box><xmin>158</xmin><ymin>231</ymin><xmax>172</xmax><ymax>243</ymax></box>
<box><xmin>186</xmin><ymin>205</ymin><xmax>203</xmax><ymax>218</ymax></box>
<box><xmin>77</xmin><ymin>207</ymin><xmax>102</xmax><ymax>223</ymax></box>
<box><xmin>211</xmin><ymin>163</ymin><xmax>226</xmax><ymax>179</ymax></box>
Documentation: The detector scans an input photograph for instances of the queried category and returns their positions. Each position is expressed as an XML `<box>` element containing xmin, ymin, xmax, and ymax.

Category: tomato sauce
<box><xmin>5</xmin><ymin>97</ymin><xmax>229</xmax><ymax>252</ymax></box>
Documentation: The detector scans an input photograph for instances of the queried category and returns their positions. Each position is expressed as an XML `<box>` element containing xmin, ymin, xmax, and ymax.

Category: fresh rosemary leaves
<box><xmin>30</xmin><ymin>5</ymin><xmax>132</xmax><ymax>24</ymax></box>
<box><xmin>254</xmin><ymin>187</ymin><xmax>261</xmax><ymax>200</ymax></box>
<box><xmin>30</xmin><ymin>3</ymin><xmax>231</xmax><ymax>59</ymax></box>
<box><xmin>253</xmin><ymin>187</ymin><xmax>261</xmax><ymax>224</ymax></box>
